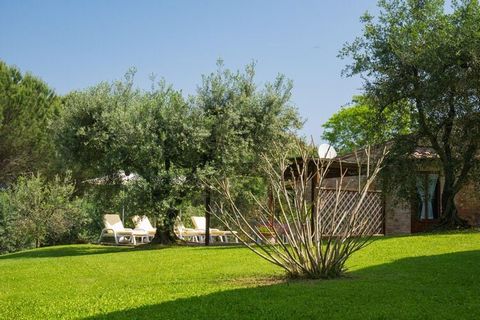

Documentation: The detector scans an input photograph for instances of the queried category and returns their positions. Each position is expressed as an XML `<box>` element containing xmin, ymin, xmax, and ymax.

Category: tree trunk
<box><xmin>440</xmin><ymin>171</ymin><xmax>468</xmax><ymax>228</ymax></box>
<box><xmin>150</xmin><ymin>157</ymin><xmax>182</xmax><ymax>244</ymax></box>
<box><xmin>205</xmin><ymin>188</ymin><xmax>211</xmax><ymax>246</ymax></box>
<box><xmin>151</xmin><ymin>207</ymin><xmax>179</xmax><ymax>244</ymax></box>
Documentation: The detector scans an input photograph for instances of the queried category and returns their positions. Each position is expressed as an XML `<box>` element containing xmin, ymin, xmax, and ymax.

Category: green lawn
<box><xmin>1</xmin><ymin>232</ymin><xmax>480</xmax><ymax>319</ymax></box>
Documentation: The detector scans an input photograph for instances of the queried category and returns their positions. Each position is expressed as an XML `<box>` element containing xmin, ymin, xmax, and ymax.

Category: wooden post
<box><xmin>311</xmin><ymin>170</ymin><xmax>319</xmax><ymax>235</ymax></box>
<box><xmin>268</xmin><ymin>187</ymin><xmax>275</xmax><ymax>226</ymax></box>
<box><xmin>205</xmin><ymin>188</ymin><xmax>211</xmax><ymax>246</ymax></box>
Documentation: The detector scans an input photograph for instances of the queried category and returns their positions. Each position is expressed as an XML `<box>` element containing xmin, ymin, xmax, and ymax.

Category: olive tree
<box><xmin>56</xmin><ymin>71</ymin><xmax>200</xmax><ymax>243</ymax></box>
<box><xmin>341</xmin><ymin>0</ymin><xmax>480</xmax><ymax>226</ymax></box>
<box><xmin>193</xmin><ymin>61</ymin><xmax>302</xmax><ymax>244</ymax></box>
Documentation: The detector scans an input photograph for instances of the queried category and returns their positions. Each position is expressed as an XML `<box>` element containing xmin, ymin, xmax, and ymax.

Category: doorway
<box><xmin>411</xmin><ymin>172</ymin><xmax>441</xmax><ymax>233</ymax></box>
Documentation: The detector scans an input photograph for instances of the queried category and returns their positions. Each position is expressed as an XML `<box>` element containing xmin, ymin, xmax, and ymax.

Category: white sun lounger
<box><xmin>99</xmin><ymin>214</ymin><xmax>148</xmax><ymax>245</ymax></box>
<box><xmin>191</xmin><ymin>216</ymin><xmax>239</xmax><ymax>243</ymax></box>
<box><xmin>175</xmin><ymin>218</ymin><xmax>204</xmax><ymax>242</ymax></box>
<box><xmin>132</xmin><ymin>215</ymin><xmax>157</xmax><ymax>242</ymax></box>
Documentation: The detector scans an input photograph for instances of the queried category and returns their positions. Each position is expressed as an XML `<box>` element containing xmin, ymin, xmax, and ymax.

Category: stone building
<box><xmin>303</xmin><ymin>146</ymin><xmax>480</xmax><ymax>235</ymax></box>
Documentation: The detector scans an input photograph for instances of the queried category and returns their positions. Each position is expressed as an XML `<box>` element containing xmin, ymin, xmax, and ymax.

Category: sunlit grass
<box><xmin>1</xmin><ymin>231</ymin><xmax>479</xmax><ymax>319</ymax></box>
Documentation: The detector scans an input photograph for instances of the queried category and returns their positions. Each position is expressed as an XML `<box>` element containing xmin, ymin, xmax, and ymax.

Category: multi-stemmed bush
<box><xmin>212</xmin><ymin>143</ymin><xmax>387</xmax><ymax>279</ymax></box>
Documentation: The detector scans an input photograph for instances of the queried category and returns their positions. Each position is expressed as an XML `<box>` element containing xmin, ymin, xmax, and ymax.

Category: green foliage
<box><xmin>0</xmin><ymin>174</ymin><xmax>88</xmax><ymax>253</ymax></box>
<box><xmin>193</xmin><ymin>61</ymin><xmax>302</xmax><ymax>239</ymax></box>
<box><xmin>0</xmin><ymin>191</ymin><xmax>26</xmax><ymax>253</ymax></box>
<box><xmin>322</xmin><ymin>95</ymin><xmax>412</xmax><ymax>154</ymax></box>
<box><xmin>68</xmin><ymin>176</ymin><xmax>172</xmax><ymax>244</ymax></box>
<box><xmin>1</xmin><ymin>232</ymin><xmax>480</xmax><ymax>319</ymax></box>
<box><xmin>56</xmin><ymin>71</ymin><xmax>203</xmax><ymax>240</ymax></box>
<box><xmin>55</xmin><ymin>70</ymin><xmax>142</xmax><ymax>181</ymax></box>
<box><xmin>195</xmin><ymin>61</ymin><xmax>302</xmax><ymax>178</ymax></box>
<box><xmin>55</xmin><ymin>62</ymin><xmax>302</xmax><ymax>241</ymax></box>
<box><xmin>341</xmin><ymin>0</ymin><xmax>480</xmax><ymax>224</ymax></box>
<box><xmin>0</xmin><ymin>61</ymin><xmax>60</xmax><ymax>183</ymax></box>
<box><xmin>129</xmin><ymin>79</ymin><xmax>205</xmax><ymax>231</ymax></box>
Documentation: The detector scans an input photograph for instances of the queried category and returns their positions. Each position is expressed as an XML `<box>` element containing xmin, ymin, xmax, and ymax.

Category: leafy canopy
<box><xmin>56</xmin><ymin>62</ymin><xmax>302</xmax><ymax>242</ymax></box>
<box><xmin>341</xmin><ymin>0</ymin><xmax>480</xmax><ymax>225</ymax></box>
<box><xmin>322</xmin><ymin>95</ymin><xmax>412</xmax><ymax>154</ymax></box>
<box><xmin>0</xmin><ymin>61</ymin><xmax>60</xmax><ymax>183</ymax></box>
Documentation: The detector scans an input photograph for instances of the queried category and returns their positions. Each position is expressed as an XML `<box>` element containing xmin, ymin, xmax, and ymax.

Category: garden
<box><xmin>1</xmin><ymin>1</ymin><xmax>480</xmax><ymax>319</ymax></box>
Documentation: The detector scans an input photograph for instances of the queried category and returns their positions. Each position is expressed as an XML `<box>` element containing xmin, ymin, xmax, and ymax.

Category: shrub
<box><xmin>0</xmin><ymin>191</ymin><xmax>29</xmax><ymax>254</ymax></box>
<box><xmin>0</xmin><ymin>174</ymin><xmax>88</xmax><ymax>254</ymax></box>
<box><xmin>212</xmin><ymin>142</ymin><xmax>387</xmax><ymax>279</ymax></box>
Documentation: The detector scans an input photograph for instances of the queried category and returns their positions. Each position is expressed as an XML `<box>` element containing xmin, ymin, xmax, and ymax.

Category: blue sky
<box><xmin>0</xmin><ymin>0</ymin><xmax>378</xmax><ymax>140</ymax></box>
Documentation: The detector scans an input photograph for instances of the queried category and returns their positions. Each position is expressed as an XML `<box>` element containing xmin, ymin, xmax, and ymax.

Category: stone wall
<box><xmin>384</xmin><ymin>194</ymin><xmax>411</xmax><ymax>235</ymax></box>
<box><xmin>455</xmin><ymin>182</ymin><xmax>480</xmax><ymax>226</ymax></box>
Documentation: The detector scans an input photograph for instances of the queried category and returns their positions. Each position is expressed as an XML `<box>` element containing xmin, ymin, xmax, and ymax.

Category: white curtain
<box><xmin>416</xmin><ymin>174</ymin><xmax>439</xmax><ymax>220</ymax></box>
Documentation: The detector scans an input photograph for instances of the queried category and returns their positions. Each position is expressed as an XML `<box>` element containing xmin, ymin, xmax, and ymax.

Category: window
<box><xmin>415</xmin><ymin>173</ymin><xmax>440</xmax><ymax>220</ymax></box>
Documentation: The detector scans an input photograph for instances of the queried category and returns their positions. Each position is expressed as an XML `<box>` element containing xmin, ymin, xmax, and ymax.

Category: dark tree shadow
<box><xmin>0</xmin><ymin>241</ymin><xmax>244</xmax><ymax>260</ymax></box>
<box><xmin>82</xmin><ymin>250</ymin><xmax>480</xmax><ymax>320</ymax></box>
<box><xmin>0</xmin><ymin>242</ymin><xmax>179</xmax><ymax>259</ymax></box>
<box><xmin>0</xmin><ymin>245</ymin><xmax>138</xmax><ymax>260</ymax></box>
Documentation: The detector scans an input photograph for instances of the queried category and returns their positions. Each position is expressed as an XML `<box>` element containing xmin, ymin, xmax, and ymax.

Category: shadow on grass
<box><xmin>5</xmin><ymin>230</ymin><xmax>467</xmax><ymax>260</ymax></box>
<box><xmin>0</xmin><ymin>241</ymin><xmax>244</xmax><ymax>260</ymax></box>
<box><xmin>0</xmin><ymin>242</ymin><xmax>178</xmax><ymax>259</ymax></box>
<box><xmin>0</xmin><ymin>245</ymin><xmax>138</xmax><ymax>260</ymax></box>
<box><xmin>84</xmin><ymin>250</ymin><xmax>480</xmax><ymax>320</ymax></box>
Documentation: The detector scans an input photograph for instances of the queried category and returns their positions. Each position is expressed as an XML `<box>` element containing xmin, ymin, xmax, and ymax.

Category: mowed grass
<box><xmin>1</xmin><ymin>232</ymin><xmax>480</xmax><ymax>319</ymax></box>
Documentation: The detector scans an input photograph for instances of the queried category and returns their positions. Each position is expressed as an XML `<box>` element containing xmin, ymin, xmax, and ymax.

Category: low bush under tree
<box><xmin>0</xmin><ymin>174</ymin><xmax>87</xmax><ymax>253</ymax></box>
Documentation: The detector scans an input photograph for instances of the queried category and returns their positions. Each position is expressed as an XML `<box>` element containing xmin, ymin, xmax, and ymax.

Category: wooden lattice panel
<box><xmin>316</xmin><ymin>189</ymin><xmax>384</xmax><ymax>236</ymax></box>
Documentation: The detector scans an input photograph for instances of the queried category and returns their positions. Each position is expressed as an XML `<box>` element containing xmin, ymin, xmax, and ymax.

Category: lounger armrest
<box><xmin>193</xmin><ymin>228</ymin><xmax>220</xmax><ymax>232</ymax></box>
<box><xmin>101</xmin><ymin>228</ymin><xmax>115</xmax><ymax>233</ymax></box>
<box><xmin>132</xmin><ymin>228</ymin><xmax>148</xmax><ymax>235</ymax></box>
<box><xmin>103</xmin><ymin>228</ymin><xmax>134</xmax><ymax>235</ymax></box>
<box><xmin>101</xmin><ymin>228</ymin><xmax>133</xmax><ymax>238</ymax></box>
